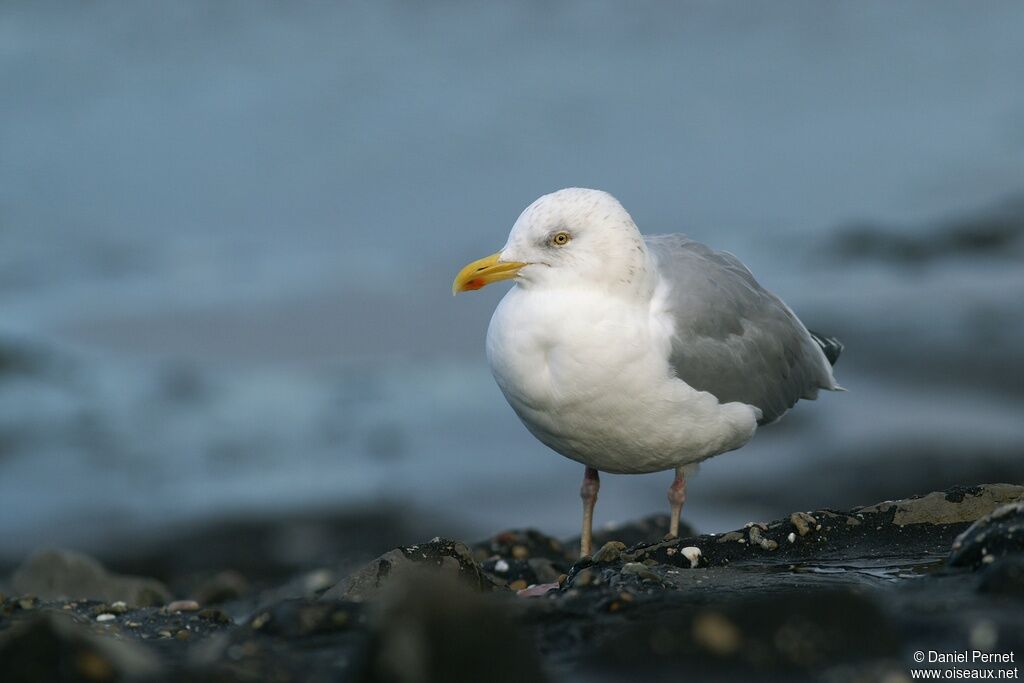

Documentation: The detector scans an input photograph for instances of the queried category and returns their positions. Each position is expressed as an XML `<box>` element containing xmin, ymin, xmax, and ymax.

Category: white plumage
<box><xmin>454</xmin><ymin>188</ymin><xmax>842</xmax><ymax>557</ymax></box>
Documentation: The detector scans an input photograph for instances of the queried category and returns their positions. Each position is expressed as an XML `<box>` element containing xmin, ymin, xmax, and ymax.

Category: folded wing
<box><xmin>646</xmin><ymin>235</ymin><xmax>840</xmax><ymax>424</ymax></box>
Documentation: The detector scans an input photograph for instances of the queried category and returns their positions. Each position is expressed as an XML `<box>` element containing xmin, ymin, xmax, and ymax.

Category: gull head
<box><xmin>453</xmin><ymin>188</ymin><xmax>649</xmax><ymax>295</ymax></box>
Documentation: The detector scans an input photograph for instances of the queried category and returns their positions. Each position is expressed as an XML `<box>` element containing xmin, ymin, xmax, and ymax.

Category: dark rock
<box><xmin>11</xmin><ymin>550</ymin><xmax>171</xmax><ymax>607</ymax></box>
<box><xmin>832</xmin><ymin>197</ymin><xmax>1024</xmax><ymax>264</ymax></box>
<box><xmin>3</xmin><ymin>484</ymin><xmax>1023</xmax><ymax>683</ymax></box>
<box><xmin>191</xmin><ymin>570</ymin><xmax>251</xmax><ymax>605</ymax></box>
<box><xmin>321</xmin><ymin>538</ymin><xmax>499</xmax><ymax>602</ymax></box>
<box><xmin>472</xmin><ymin>528</ymin><xmax>572</xmax><ymax>564</ymax></box>
<box><xmin>565</xmin><ymin>514</ymin><xmax>697</xmax><ymax>554</ymax></box>
<box><xmin>104</xmin><ymin>506</ymin><xmax>458</xmax><ymax>586</ymax></box>
<box><xmin>592</xmin><ymin>541</ymin><xmax>626</xmax><ymax>564</ymax></box>
<box><xmin>246</xmin><ymin>598</ymin><xmax>364</xmax><ymax>638</ymax></box>
<box><xmin>480</xmin><ymin>557</ymin><xmax>562</xmax><ymax>588</ymax></box>
<box><xmin>0</xmin><ymin>612</ymin><xmax>161</xmax><ymax>682</ymax></box>
<box><xmin>857</xmin><ymin>484</ymin><xmax>1022</xmax><ymax>525</ymax></box>
<box><xmin>355</xmin><ymin>571</ymin><xmax>547</xmax><ymax>683</ymax></box>
<box><xmin>949</xmin><ymin>502</ymin><xmax>1024</xmax><ymax>569</ymax></box>
<box><xmin>197</xmin><ymin>608</ymin><xmax>233</xmax><ymax>625</ymax></box>
<box><xmin>588</xmin><ymin>589</ymin><xmax>899</xmax><ymax>677</ymax></box>
<box><xmin>0</xmin><ymin>337</ymin><xmax>47</xmax><ymax>379</ymax></box>
<box><xmin>978</xmin><ymin>556</ymin><xmax>1024</xmax><ymax>598</ymax></box>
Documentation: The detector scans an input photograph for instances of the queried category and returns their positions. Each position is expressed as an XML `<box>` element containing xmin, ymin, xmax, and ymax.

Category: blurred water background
<box><xmin>2</xmin><ymin>2</ymin><xmax>1023</xmax><ymax>561</ymax></box>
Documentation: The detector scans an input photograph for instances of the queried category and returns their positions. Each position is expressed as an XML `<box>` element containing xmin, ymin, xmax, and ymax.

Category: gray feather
<box><xmin>646</xmin><ymin>235</ymin><xmax>838</xmax><ymax>424</ymax></box>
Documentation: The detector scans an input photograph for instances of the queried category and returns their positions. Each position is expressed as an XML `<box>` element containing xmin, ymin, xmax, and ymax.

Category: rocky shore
<box><xmin>2</xmin><ymin>483</ymin><xmax>1023</xmax><ymax>682</ymax></box>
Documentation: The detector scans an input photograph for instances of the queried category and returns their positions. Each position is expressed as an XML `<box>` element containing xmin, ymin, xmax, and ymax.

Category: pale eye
<box><xmin>550</xmin><ymin>231</ymin><xmax>571</xmax><ymax>246</ymax></box>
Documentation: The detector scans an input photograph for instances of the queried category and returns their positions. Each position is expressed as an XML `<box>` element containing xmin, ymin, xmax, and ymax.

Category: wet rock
<box><xmin>103</xmin><ymin>506</ymin><xmax>451</xmax><ymax>587</ymax></box>
<box><xmin>0</xmin><ymin>337</ymin><xmax>48</xmax><ymax>379</ymax></box>
<box><xmin>859</xmin><ymin>484</ymin><xmax>1023</xmax><ymax>526</ymax></box>
<box><xmin>572</xmin><ymin>567</ymin><xmax>596</xmax><ymax>588</ymax></box>
<box><xmin>977</xmin><ymin>556</ymin><xmax>1024</xmax><ymax>598</ymax></box>
<box><xmin>566</xmin><ymin>514</ymin><xmax>697</xmax><ymax>553</ymax></box>
<box><xmin>748</xmin><ymin>526</ymin><xmax>778</xmax><ymax>551</ymax></box>
<box><xmin>355</xmin><ymin>571</ymin><xmax>547</xmax><ymax>683</ymax></box>
<box><xmin>166</xmin><ymin>599</ymin><xmax>200</xmax><ymax>612</ymax></box>
<box><xmin>592</xmin><ymin>541</ymin><xmax>626</xmax><ymax>564</ymax></box>
<box><xmin>589</xmin><ymin>589</ymin><xmax>899</xmax><ymax>676</ymax></box>
<box><xmin>322</xmin><ymin>538</ymin><xmax>499</xmax><ymax>602</ymax></box>
<box><xmin>949</xmin><ymin>501</ymin><xmax>1024</xmax><ymax>569</ymax></box>
<box><xmin>480</xmin><ymin>557</ymin><xmax>562</xmax><ymax>587</ymax></box>
<box><xmin>191</xmin><ymin>569</ymin><xmax>251</xmax><ymax>605</ymax></box>
<box><xmin>197</xmin><ymin>608</ymin><xmax>232</xmax><ymax>625</ymax></box>
<box><xmin>832</xmin><ymin>200</ymin><xmax>1024</xmax><ymax>264</ymax></box>
<box><xmin>789</xmin><ymin>512</ymin><xmax>817</xmax><ymax>536</ymax></box>
<box><xmin>620</xmin><ymin>562</ymin><xmax>663</xmax><ymax>584</ymax></box>
<box><xmin>0</xmin><ymin>612</ymin><xmax>162</xmax><ymax>682</ymax></box>
<box><xmin>3</xmin><ymin>484</ymin><xmax>1022</xmax><ymax>683</ymax></box>
<box><xmin>246</xmin><ymin>598</ymin><xmax>363</xmax><ymax>638</ymax></box>
<box><xmin>716</xmin><ymin>531</ymin><xmax>745</xmax><ymax>544</ymax></box>
<box><xmin>622</xmin><ymin>484</ymin><xmax>1009</xmax><ymax>571</ymax></box>
<box><xmin>472</xmin><ymin>528</ymin><xmax>571</xmax><ymax>564</ymax></box>
<box><xmin>11</xmin><ymin>549</ymin><xmax>171</xmax><ymax>607</ymax></box>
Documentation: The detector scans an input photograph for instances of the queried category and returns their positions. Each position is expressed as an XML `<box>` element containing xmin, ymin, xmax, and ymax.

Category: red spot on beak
<box><xmin>465</xmin><ymin>278</ymin><xmax>485</xmax><ymax>291</ymax></box>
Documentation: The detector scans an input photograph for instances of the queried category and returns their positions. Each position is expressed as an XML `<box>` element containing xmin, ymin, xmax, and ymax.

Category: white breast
<box><xmin>485</xmin><ymin>285</ymin><xmax>759</xmax><ymax>474</ymax></box>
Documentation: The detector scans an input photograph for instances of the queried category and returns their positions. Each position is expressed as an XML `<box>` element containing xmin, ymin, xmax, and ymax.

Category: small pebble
<box><xmin>303</xmin><ymin>569</ymin><xmax>335</xmax><ymax>593</ymax></box>
<box><xmin>508</xmin><ymin>579</ymin><xmax>528</xmax><ymax>591</ymax></box>
<box><xmin>199</xmin><ymin>608</ymin><xmax>232</xmax><ymax>624</ymax></box>
<box><xmin>511</xmin><ymin>545</ymin><xmax>530</xmax><ymax>559</ymax></box>
<box><xmin>494</xmin><ymin>559</ymin><xmax>510</xmax><ymax>573</ymax></box>
<box><xmin>167</xmin><ymin>600</ymin><xmax>200</xmax><ymax>612</ymax></box>
<box><xmin>95</xmin><ymin>613</ymin><xmax>116</xmax><ymax>622</ymax></box>
<box><xmin>787</xmin><ymin>532</ymin><xmax>796</xmax><ymax>544</ymax></box>
<box><xmin>681</xmin><ymin>546</ymin><xmax>702</xmax><ymax>568</ymax></box>
<box><xmin>790</xmin><ymin>512</ymin><xmax>817</xmax><ymax>536</ymax></box>
<box><xmin>969</xmin><ymin>619</ymin><xmax>999</xmax><ymax>651</ymax></box>
<box><xmin>692</xmin><ymin>612</ymin><xmax>741</xmax><ymax>655</ymax></box>
<box><xmin>593</xmin><ymin>541</ymin><xmax>626</xmax><ymax>564</ymax></box>
<box><xmin>109</xmin><ymin>601</ymin><xmax>128</xmax><ymax>614</ymax></box>
<box><xmin>621</xmin><ymin>562</ymin><xmax>662</xmax><ymax>583</ymax></box>
<box><xmin>574</xmin><ymin>568</ymin><xmax>595</xmax><ymax>587</ymax></box>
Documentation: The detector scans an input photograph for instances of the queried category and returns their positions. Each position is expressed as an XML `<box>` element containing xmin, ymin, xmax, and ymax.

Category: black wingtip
<box><xmin>809</xmin><ymin>330</ymin><xmax>844</xmax><ymax>366</ymax></box>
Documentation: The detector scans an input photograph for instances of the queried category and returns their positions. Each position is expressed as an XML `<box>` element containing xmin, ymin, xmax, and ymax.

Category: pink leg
<box><xmin>579</xmin><ymin>467</ymin><xmax>600</xmax><ymax>557</ymax></box>
<box><xmin>667</xmin><ymin>467</ymin><xmax>687</xmax><ymax>538</ymax></box>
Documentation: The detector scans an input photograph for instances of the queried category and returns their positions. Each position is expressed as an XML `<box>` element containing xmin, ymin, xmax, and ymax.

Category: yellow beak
<box><xmin>452</xmin><ymin>251</ymin><xmax>528</xmax><ymax>295</ymax></box>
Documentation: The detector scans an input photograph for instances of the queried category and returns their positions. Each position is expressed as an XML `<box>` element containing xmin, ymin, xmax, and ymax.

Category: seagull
<box><xmin>453</xmin><ymin>188</ymin><xmax>843</xmax><ymax>557</ymax></box>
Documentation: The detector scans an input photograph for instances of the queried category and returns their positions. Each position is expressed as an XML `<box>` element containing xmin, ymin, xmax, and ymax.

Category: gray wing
<box><xmin>646</xmin><ymin>235</ymin><xmax>838</xmax><ymax>424</ymax></box>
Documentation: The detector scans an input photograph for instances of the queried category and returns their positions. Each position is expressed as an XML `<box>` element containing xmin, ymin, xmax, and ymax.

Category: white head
<box><xmin>453</xmin><ymin>188</ymin><xmax>652</xmax><ymax>296</ymax></box>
